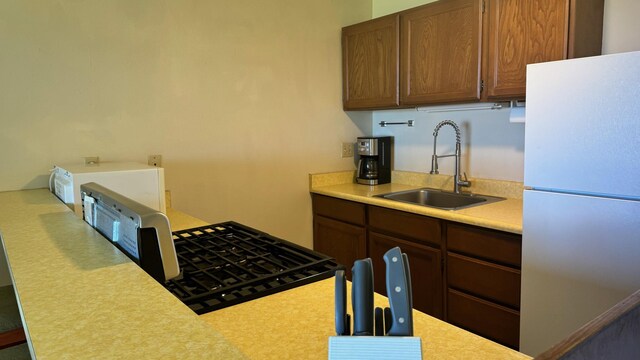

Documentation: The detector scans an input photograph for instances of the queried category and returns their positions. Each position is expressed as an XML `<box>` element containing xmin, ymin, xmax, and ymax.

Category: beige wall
<box><xmin>0</xmin><ymin>0</ymin><xmax>372</xmax><ymax>252</ymax></box>
<box><xmin>603</xmin><ymin>0</ymin><xmax>640</xmax><ymax>54</ymax></box>
<box><xmin>2</xmin><ymin>0</ymin><xmax>636</xmax><ymax>264</ymax></box>
<box><xmin>373</xmin><ymin>0</ymin><xmax>436</xmax><ymax>17</ymax></box>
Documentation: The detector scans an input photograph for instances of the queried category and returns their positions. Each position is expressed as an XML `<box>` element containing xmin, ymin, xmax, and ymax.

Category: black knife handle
<box><xmin>334</xmin><ymin>270</ymin><xmax>349</xmax><ymax>335</ymax></box>
<box><xmin>345</xmin><ymin>313</ymin><xmax>351</xmax><ymax>336</ymax></box>
<box><xmin>352</xmin><ymin>258</ymin><xmax>374</xmax><ymax>336</ymax></box>
<box><xmin>375</xmin><ymin>307</ymin><xmax>384</xmax><ymax>336</ymax></box>
<box><xmin>384</xmin><ymin>307</ymin><xmax>392</xmax><ymax>334</ymax></box>
<box><xmin>384</xmin><ymin>247</ymin><xmax>413</xmax><ymax>336</ymax></box>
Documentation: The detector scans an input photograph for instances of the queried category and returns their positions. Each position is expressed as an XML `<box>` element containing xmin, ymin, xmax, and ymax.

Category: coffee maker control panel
<box><xmin>357</xmin><ymin>138</ymin><xmax>378</xmax><ymax>156</ymax></box>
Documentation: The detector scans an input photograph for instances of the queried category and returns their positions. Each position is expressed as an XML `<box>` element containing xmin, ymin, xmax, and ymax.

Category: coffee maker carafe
<box><xmin>356</xmin><ymin>137</ymin><xmax>391</xmax><ymax>185</ymax></box>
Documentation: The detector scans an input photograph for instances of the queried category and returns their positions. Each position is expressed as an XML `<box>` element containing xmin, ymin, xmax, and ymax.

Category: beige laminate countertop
<box><xmin>310</xmin><ymin>173</ymin><xmax>523</xmax><ymax>234</ymax></box>
<box><xmin>0</xmin><ymin>189</ymin><xmax>245</xmax><ymax>359</ymax></box>
<box><xmin>168</xmin><ymin>201</ymin><xmax>529</xmax><ymax>359</ymax></box>
<box><xmin>1</xmin><ymin>188</ymin><xmax>529</xmax><ymax>359</ymax></box>
<box><xmin>200</xmin><ymin>278</ymin><xmax>530</xmax><ymax>359</ymax></box>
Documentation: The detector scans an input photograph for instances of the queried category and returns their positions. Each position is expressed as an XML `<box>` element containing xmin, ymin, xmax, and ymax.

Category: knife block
<box><xmin>328</xmin><ymin>336</ymin><xmax>422</xmax><ymax>360</ymax></box>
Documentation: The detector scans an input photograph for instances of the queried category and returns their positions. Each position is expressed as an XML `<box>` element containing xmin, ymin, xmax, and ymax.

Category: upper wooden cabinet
<box><xmin>485</xmin><ymin>0</ymin><xmax>604</xmax><ymax>100</ymax></box>
<box><xmin>401</xmin><ymin>0</ymin><xmax>482</xmax><ymax>105</ymax></box>
<box><xmin>342</xmin><ymin>14</ymin><xmax>399</xmax><ymax>110</ymax></box>
<box><xmin>341</xmin><ymin>0</ymin><xmax>604</xmax><ymax>109</ymax></box>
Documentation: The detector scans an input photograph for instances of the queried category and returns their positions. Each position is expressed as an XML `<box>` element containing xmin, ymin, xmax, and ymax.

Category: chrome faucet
<box><xmin>430</xmin><ymin>120</ymin><xmax>470</xmax><ymax>194</ymax></box>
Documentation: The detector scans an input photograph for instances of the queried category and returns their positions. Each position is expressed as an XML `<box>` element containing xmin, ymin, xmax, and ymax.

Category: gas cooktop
<box><xmin>79</xmin><ymin>183</ymin><xmax>340</xmax><ymax>316</ymax></box>
<box><xmin>164</xmin><ymin>221</ymin><xmax>341</xmax><ymax>314</ymax></box>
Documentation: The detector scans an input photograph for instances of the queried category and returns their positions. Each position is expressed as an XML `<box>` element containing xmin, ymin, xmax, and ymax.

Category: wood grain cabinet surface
<box><xmin>485</xmin><ymin>0</ymin><xmax>604</xmax><ymax>99</ymax></box>
<box><xmin>341</xmin><ymin>0</ymin><xmax>603</xmax><ymax>109</ymax></box>
<box><xmin>447</xmin><ymin>288</ymin><xmax>520</xmax><ymax>349</ymax></box>
<box><xmin>368</xmin><ymin>230</ymin><xmax>444</xmax><ymax>319</ymax></box>
<box><xmin>342</xmin><ymin>14</ymin><xmax>399</xmax><ymax>110</ymax></box>
<box><xmin>401</xmin><ymin>0</ymin><xmax>482</xmax><ymax>105</ymax></box>
<box><xmin>312</xmin><ymin>195</ymin><xmax>366</xmax><ymax>280</ymax></box>
<box><xmin>445</xmin><ymin>223</ymin><xmax>522</xmax><ymax>350</ymax></box>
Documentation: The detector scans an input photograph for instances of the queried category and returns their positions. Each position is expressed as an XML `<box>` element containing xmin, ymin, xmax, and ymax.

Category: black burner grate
<box><xmin>164</xmin><ymin>221</ymin><xmax>341</xmax><ymax>314</ymax></box>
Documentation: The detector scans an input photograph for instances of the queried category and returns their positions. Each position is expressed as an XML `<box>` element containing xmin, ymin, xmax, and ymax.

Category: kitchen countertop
<box><xmin>1</xmin><ymin>188</ymin><xmax>529</xmax><ymax>359</ymax></box>
<box><xmin>169</xmin><ymin>198</ymin><xmax>529</xmax><ymax>359</ymax></box>
<box><xmin>200</xmin><ymin>279</ymin><xmax>530</xmax><ymax>359</ymax></box>
<box><xmin>309</xmin><ymin>171</ymin><xmax>523</xmax><ymax>234</ymax></box>
<box><xmin>0</xmin><ymin>189</ymin><xmax>246</xmax><ymax>359</ymax></box>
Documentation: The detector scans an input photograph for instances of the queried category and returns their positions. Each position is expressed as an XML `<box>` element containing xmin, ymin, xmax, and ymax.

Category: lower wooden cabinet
<box><xmin>446</xmin><ymin>222</ymin><xmax>522</xmax><ymax>350</ymax></box>
<box><xmin>312</xmin><ymin>195</ymin><xmax>367</xmax><ymax>280</ymax></box>
<box><xmin>313</xmin><ymin>215</ymin><xmax>365</xmax><ymax>280</ymax></box>
<box><xmin>311</xmin><ymin>194</ymin><xmax>522</xmax><ymax>349</ymax></box>
<box><xmin>368</xmin><ymin>231</ymin><xmax>444</xmax><ymax>319</ymax></box>
<box><xmin>447</xmin><ymin>252</ymin><xmax>520</xmax><ymax>308</ymax></box>
<box><xmin>447</xmin><ymin>288</ymin><xmax>520</xmax><ymax>349</ymax></box>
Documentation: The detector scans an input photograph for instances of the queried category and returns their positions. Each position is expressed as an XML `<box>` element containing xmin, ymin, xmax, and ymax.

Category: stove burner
<box><xmin>164</xmin><ymin>221</ymin><xmax>340</xmax><ymax>314</ymax></box>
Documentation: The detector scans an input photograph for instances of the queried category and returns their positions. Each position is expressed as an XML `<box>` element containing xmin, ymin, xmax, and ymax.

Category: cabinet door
<box><xmin>313</xmin><ymin>215</ymin><xmax>366</xmax><ymax>280</ymax></box>
<box><xmin>401</xmin><ymin>0</ymin><xmax>482</xmax><ymax>105</ymax></box>
<box><xmin>486</xmin><ymin>0</ymin><xmax>569</xmax><ymax>99</ymax></box>
<box><xmin>342</xmin><ymin>14</ymin><xmax>399</xmax><ymax>110</ymax></box>
<box><xmin>368</xmin><ymin>231</ymin><xmax>444</xmax><ymax>319</ymax></box>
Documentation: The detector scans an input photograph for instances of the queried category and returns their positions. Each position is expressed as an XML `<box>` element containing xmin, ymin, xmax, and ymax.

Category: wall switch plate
<box><xmin>148</xmin><ymin>155</ymin><xmax>162</xmax><ymax>167</ymax></box>
<box><xmin>84</xmin><ymin>156</ymin><xmax>99</xmax><ymax>165</ymax></box>
<box><xmin>342</xmin><ymin>142</ymin><xmax>354</xmax><ymax>158</ymax></box>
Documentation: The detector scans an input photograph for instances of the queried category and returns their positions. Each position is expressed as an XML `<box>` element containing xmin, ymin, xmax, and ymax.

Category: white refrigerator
<box><xmin>521</xmin><ymin>51</ymin><xmax>640</xmax><ymax>356</ymax></box>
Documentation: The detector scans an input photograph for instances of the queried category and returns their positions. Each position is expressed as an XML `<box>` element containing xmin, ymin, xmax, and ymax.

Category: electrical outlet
<box><xmin>341</xmin><ymin>142</ymin><xmax>354</xmax><ymax>158</ymax></box>
<box><xmin>148</xmin><ymin>154</ymin><xmax>162</xmax><ymax>167</ymax></box>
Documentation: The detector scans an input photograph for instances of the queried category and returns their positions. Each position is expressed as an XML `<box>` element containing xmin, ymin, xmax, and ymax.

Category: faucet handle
<box><xmin>458</xmin><ymin>172</ymin><xmax>471</xmax><ymax>187</ymax></box>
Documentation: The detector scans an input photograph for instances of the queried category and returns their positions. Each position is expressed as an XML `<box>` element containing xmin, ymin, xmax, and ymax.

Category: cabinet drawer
<box><xmin>312</xmin><ymin>195</ymin><xmax>365</xmax><ymax>226</ymax></box>
<box><xmin>447</xmin><ymin>223</ymin><xmax>521</xmax><ymax>267</ymax></box>
<box><xmin>447</xmin><ymin>253</ymin><xmax>520</xmax><ymax>308</ymax></box>
<box><xmin>369</xmin><ymin>206</ymin><xmax>441</xmax><ymax>246</ymax></box>
<box><xmin>447</xmin><ymin>288</ymin><xmax>520</xmax><ymax>350</ymax></box>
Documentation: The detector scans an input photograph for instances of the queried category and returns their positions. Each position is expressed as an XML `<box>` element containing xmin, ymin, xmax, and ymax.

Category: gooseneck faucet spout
<box><xmin>430</xmin><ymin>120</ymin><xmax>470</xmax><ymax>194</ymax></box>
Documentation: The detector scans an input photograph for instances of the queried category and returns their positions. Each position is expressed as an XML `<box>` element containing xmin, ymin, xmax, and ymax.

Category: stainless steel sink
<box><xmin>375</xmin><ymin>188</ymin><xmax>504</xmax><ymax>210</ymax></box>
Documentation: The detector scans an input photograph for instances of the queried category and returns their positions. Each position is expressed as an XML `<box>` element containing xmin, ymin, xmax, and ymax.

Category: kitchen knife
<box><xmin>334</xmin><ymin>270</ymin><xmax>350</xmax><ymax>336</ymax></box>
<box><xmin>374</xmin><ymin>307</ymin><xmax>384</xmax><ymax>336</ymax></box>
<box><xmin>351</xmin><ymin>258</ymin><xmax>374</xmax><ymax>336</ymax></box>
<box><xmin>384</xmin><ymin>307</ymin><xmax>392</xmax><ymax>335</ymax></box>
<box><xmin>384</xmin><ymin>247</ymin><xmax>414</xmax><ymax>336</ymax></box>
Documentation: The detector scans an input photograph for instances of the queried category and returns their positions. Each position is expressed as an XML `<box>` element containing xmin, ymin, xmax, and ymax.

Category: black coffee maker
<box><xmin>356</xmin><ymin>136</ymin><xmax>392</xmax><ymax>185</ymax></box>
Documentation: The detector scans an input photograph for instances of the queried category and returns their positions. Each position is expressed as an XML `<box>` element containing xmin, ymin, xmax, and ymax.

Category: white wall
<box><xmin>374</xmin><ymin>107</ymin><xmax>524</xmax><ymax>181</ymax></box>
<box><xmin>0</xmin><ymin>0</ymin><xmax>372</xmax><ymax>255</ymax></box>
<box><xmin>371</xmin><ymin>0</ymin><xmax>640</xmax><ymax>183</ymax></box>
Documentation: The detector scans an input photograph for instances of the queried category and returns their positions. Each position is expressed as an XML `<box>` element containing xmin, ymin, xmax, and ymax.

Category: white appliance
<box><xmin>51</xmin><ymin>162</ymin><xmax>166</xmax><ymax>217</ymax></box>
<box><xmin>80</xmin><ymin>183</ymin><xmax>180</xmax><ymax>281</ymax></box>
<box><xmin>521</xmin><ymin>51</ymin><xmax>640</xmax><ymax>356</ymax></box>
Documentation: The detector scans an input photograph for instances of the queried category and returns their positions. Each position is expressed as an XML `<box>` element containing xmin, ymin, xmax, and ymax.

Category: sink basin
<box><xmin>375</xmin><ymin>188</ymin><xmax>504</xmax><ymax>210</ymax></box>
